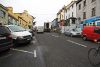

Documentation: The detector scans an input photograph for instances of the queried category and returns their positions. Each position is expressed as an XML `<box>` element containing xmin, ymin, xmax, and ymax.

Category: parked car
<box><xmin>36</xmin><ymin>26</ymin><xmax>44</xmax><ymax>33</ymax></box>
<box><xmin>5</xmin><ymin>25</ymin><xmax>32</xmax><ymax>45</ymax></box>
<box><xmin>64</xmin><ymin>28</ymin><xmax>81</xmax><ymax>37</ymax></box>
<box><xmin>26</xmin><ymin>29</ymin><xmax>34</xmax><ymax>36</ymax></box>
<box><xmin>0</xmin><ymin>25</ymin><xmax>13</xmax><ymax>52</ymax></box>
<box><xmin>81</xmin><ymin>26</ymin><xmax>100</xmax><ymax>42</ymax></box>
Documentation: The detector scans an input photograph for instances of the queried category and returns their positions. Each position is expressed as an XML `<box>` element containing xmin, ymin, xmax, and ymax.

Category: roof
<box><xmin>0</xmin><ymin>3</ymin><xmax>7</xmax><ymax>10</ymax></box>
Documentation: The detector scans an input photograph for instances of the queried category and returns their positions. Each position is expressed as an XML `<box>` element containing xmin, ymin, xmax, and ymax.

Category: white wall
<box><xmin>65</xmin><ymin>1</ymin><xmax>77</xmax><ymax>20</ymax></box>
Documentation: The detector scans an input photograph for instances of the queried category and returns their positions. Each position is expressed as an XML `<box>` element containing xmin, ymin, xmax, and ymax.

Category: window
<box><xmin>83</xmin><ymin>0</ymin><xmax>86</xmax><ymax>7</ymax></box>
<box><xmin>92</xmin><ymin>7</ymin><xmax>96</xmax><ymax>17</ymax></box>
<box><xmin>0</xmin><ymin>10</ymin><xmax>5</xmax><ymax>18</ymax></box>
<box><xmin>72</xmin><ymin>5</ymin><xmax>73</xmax><ymax>8</ymax></box>
<box><xmin>66</xmin><ymin>9</ymin><xmax>67</xmax><ymax>13</ymax></box>
<box><xmin>83</xmin><ymin>12</ymin><xmax>86</xmax><ymax>19</ymax></box>
<box><xmin>72</xmin><ymin>12</ymin><xmax>73</xmax><ymax>17</ymax></box>
<box><xmin>92</xmin><ymin>0</ymin><xmax>96</xmax><ymax>2</ymax></box>
<box><xmin>79</xmin><ymin>4</ymin><xmax>81</xmax><ymax>10</ymax></box>
<box><xmin>93</xmin><ymin>22</ymin><xmax>95</xmax><ymax>26</ymax></box>
<box><xmin>72</xmin><ymin>19</ymin><xmax>75</xmax><ymax>24</ymax></box>
<box><xmin>94</xmin><ymin>28</ymin><xmax>100</xmax><ymax>34</ymax></box>
<box><xmin>66</xmin><ymin>16</ymin><xmax>67</xmax><ymax>19</ymax></box>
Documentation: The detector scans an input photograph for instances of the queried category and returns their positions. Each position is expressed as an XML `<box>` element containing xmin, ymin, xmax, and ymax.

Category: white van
<box><xmin>36</xmin><ymin>26</ymin><xmax>44</xmax><ymax>33</ymax></box>
<box><xmin>5</xmin><ymin>25</ymin><xmax>32</xmax><ymax>44</ymax></box>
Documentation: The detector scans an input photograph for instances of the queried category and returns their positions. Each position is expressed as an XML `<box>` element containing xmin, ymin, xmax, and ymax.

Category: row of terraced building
<box><xmin>0</xmin><ymin>4</ymin><xmax>35</xmax><ymax>29</ymax></box>
<box><xmin>52</xmin><ymin>0</ymin><xmax>100</xmax><ymax>33</ymax></box>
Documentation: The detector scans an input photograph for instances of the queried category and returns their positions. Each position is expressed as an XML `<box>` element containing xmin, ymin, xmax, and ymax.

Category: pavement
<box><xmin>0</xmin><ymin>32</ymin><xmax>100</xmax><ymax>67</ymax></box>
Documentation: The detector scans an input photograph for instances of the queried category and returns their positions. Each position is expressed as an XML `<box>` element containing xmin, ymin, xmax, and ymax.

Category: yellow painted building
<box><xmin>57</xmin><ymin>6</ymin><xmax>66</xmax><ymax>26</ymax></box>
<box><xmin>15</xmin><ymin>10</ymin><xmax>35</xmax><ymax>29</ymax></box>
<box><xmin>6</xmin><ymin>7</ymin><xmax>19</xmax><ymax>25</ymax></box>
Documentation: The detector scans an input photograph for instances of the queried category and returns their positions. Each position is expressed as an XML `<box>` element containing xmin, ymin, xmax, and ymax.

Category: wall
<box><xmin>0</xmin><ymin>4</ymin><xmax>8</xmax><ymax>25</ymax></box>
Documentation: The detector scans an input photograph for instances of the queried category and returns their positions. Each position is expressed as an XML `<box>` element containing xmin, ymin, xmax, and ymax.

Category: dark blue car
<box><xmin>0</xmin><ymin>25</ymin><xmax>13</xmax><ymax>52</ymax></box>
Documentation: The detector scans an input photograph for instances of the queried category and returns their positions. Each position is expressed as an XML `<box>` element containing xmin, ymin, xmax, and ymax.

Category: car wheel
<box><xmin>27</xmin><ymin>40</ymin><xmax>32</xmax><ymax>44</ymax></box>
<box><xmin>70</xmin><ymin>33</ymin><xmax>73</xmax><ymax>37</ymax></box>
<box><xmin>83</xmin><ymin>36</ymin><xmax>87</xmax><ymax>41</ymax></box>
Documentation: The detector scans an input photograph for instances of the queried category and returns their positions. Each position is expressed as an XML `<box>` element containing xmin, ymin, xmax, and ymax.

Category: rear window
<box><xmin>0</xmin><ymin>26</ymin><xmax>10</xmax><ymax>35</ymax></box>
<box><xmin>94</xmin><ymin>28</ymin><xmax>100</xmax><ymax>34</ymax></box>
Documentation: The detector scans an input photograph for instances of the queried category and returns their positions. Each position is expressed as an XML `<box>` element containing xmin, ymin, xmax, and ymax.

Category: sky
<box><xmin>0</xmin><ymin>0</ymin><xmax>73</xmax><ymax>26</ymax></box>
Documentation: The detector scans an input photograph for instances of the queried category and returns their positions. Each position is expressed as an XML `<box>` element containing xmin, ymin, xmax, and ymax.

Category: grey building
<box><xmin>77</xmin><ymin>0</ymin><xmax>100</xmax><ymax>24</ymax></box>
<box><xmin>0</xmin><ymin>4</ymin><xmax>8</xmax><ymax>25</ymax></box>
<box><xmin>51</xmin><ymin>18</ymin><xmax>58</xmax><ymax>28</ymax></box>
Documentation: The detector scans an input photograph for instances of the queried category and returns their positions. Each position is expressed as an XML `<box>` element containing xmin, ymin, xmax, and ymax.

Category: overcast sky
<box><xmin>0</xmin><ymin>0</ymin><xmax>73</xmax><ymax>26</ymax></box>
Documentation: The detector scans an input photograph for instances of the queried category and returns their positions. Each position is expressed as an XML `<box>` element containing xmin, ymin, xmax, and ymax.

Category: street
<box><xmin>0</xmin><ymin>32</ymin><xmax>99</xmax><ymax>67</ymax></box>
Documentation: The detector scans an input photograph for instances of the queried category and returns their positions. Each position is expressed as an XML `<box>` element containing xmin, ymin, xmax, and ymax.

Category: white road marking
<box><xmin>34</xmin><ymin>50</ymin><xmax>37</xmax><ymax>58</ymax></box>
<box><xmin>32</xmin><ymin>41</ymin><xmax>36</xmax><ymax>44</ymax></box>
<box><xmin>11</xmin><ymin>48</ymin><xmax>34</xmax><ymax>54</ymax></box>
<box><xmin>32</xmin><ymin>36</ymin><xmax>37</xmax><ymax>44</ymax></box>
<box><xmin>52</xmin><ymin>35</ymin><xmax>59</xmax><ymax>37</ymax></box>
<box><xmin>67</xmin><ymin>40</ymin><xmax>87</xmax><ymax>48</ymax></box>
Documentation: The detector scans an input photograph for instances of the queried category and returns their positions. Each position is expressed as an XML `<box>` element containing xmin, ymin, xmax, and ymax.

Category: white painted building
<box><xmin>64</xmin><ymin>1</ymin><xmax>78</xmax><ymax>32</ymax></box>
<box><xmin>65</xmin><ymin>1</ymin><xmax>77</xmax><ymax>20</ymax></box>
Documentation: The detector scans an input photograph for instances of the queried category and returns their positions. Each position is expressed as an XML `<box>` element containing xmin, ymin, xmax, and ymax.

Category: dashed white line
<box><xmin>34</xmin><ymin>50</ymin><xmax>37</xmax><ymax>58</ymax></box>
<box><xmin>32</xmin><ymin>36</ymin><xmax>37</xmax><ymax>44</ymax></box>
<box><xmin>67</xmin><ymin>40</ymin><xmax>87</xmax><ymax>48</ymax></box>
<box><xmin>52</xmin><ymin>35</ymin><xmax>59</xmax><ymax>37</ymax></box>
<box><xmin>11</xmin><ymin>48</ymin><xmax>34</xmax><ymax>54</ymax></box>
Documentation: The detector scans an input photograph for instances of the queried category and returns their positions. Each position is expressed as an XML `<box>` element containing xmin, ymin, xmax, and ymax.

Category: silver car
<box><xmin>64</xmin><ymin>28</ymin><xmax>81</xmax><ymax>37</ymax></box>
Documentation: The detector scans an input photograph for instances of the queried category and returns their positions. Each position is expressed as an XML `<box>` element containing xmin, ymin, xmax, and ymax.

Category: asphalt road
<box><xmin>0</xmin><ymin>32</ymin><xmax>100</xmax><ymax>67</ymax></box>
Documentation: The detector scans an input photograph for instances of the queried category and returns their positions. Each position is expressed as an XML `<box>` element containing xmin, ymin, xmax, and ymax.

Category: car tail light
<box><xmin>94</xmin><ymin>39</ymin><xmax>97</xmax><ymax>42</ymax></box>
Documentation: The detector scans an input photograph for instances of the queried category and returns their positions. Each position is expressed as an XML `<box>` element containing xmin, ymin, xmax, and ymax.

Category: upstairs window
<box><xmin>72</xmin><ymin>5</ymin><xmax>73</xmax><ymax>8</ymax></box>
<box><xmin>79</xmin><ymin>4</ymin><xmax>81</xmax><ymax>10</ymax></box>
<box><xmin>83</xmin><ymin>12</ymin><xmax>86</xmax><ymax>19</ymax></box>
<box><xmin>83</xmin><ymin>0</ymin><xmax>86</xmax><ymax>7</ymax></box>
<box><xmin>72</xmin><ymin>12</ymin><xmax>73</xmax><ymax>17</ymax></box>
<box><xmin>91</xmin><ymin>7</ymin><xmax>96</xmax><ymax>17</ymax></box>
<box><xmin>0</xmin><ymin>10</ymin><xmax>5</xmax><ymax>18</ymax></box>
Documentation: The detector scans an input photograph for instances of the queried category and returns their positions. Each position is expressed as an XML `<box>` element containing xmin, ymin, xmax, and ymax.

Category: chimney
<box><xmin>7</xmin><ymin>7</ymin><xmax>13</xmax><ymax>12</ymax></box>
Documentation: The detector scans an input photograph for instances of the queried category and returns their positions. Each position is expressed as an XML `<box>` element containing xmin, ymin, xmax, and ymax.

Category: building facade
<box><xmin>77</xmin><ymin>0</ymin><xmax>100</xmax><ymax>25</ymax></box>
<box><xmin>15</xmin><ymin>10</ymin><xmax>34</xmax><ymax>29</ymax></box>
<box><xmin>0</xmin><ymin>4</ymin><xmax>8</xmax><ymax>25</ymax></box>
<box><xmin>6</xmin><ymin>7</ymin><xmax>19</xmax><ymax>25</ymax></box>
<box><xmin>51</xmin><ymin>18</ymin><xmax>58</xmax><ymax>28</ymax></box>
<box><xmin>65</xmin><ymin>1</ymin><xmax>77</xmax><ymax>28</ymax></box>
<box><xmin>57</xmin><ymin>6</ymin><xmax>66</xmax><ymax>27</ymax></box>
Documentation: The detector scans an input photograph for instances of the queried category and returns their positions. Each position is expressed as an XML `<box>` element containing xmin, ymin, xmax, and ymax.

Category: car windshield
<box><xmin>8</xmin><ymin>25</ymin><xmax>26</xmax><ymax>32</ymax></box>
<box><xmin>72</xmin><ymin>28</ymin><xmax>81</xmax><ymax>32</ymax></box>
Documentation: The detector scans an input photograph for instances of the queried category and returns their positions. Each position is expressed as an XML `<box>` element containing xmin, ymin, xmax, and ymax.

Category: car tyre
<box><xmin>83</xmin><ymin>36</ymin><xmax>87</xmax><ymax>41</ymax></box>
<box><xmin>70</xmin><ymin>33</ymin><xmax>73</xmax><ymax>37</ymax></box>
